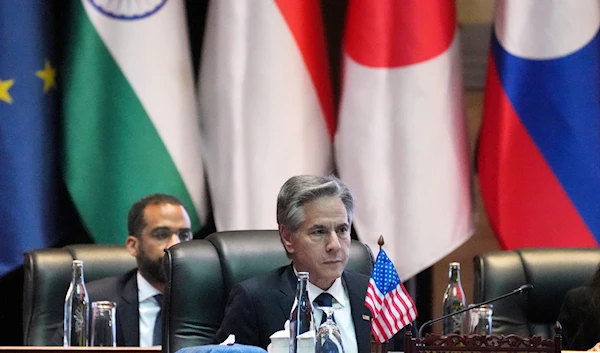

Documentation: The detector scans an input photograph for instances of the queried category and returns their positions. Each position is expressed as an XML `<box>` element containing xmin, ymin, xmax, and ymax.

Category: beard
<box><xmin>136</xmin><ymin>246</ymin><xmax>166</xmax><ymax>284</ymax></box>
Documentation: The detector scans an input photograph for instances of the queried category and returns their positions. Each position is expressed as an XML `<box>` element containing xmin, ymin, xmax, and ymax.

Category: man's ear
<box><xmin>125</xmin><ymin>235</ymin><xmax>139</xmax><ymax>258</ymax></box>
<box><xmin>279</xmin><ymin>225</ymin><xmax>295</xmax><ymax>255</ymax></box>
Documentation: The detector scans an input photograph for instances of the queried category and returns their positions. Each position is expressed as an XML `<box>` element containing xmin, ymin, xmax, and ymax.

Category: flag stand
<box><xmin>370</xmin><ymin>335</ymin><xmax>389</xmax><ymax>353</ymax></box>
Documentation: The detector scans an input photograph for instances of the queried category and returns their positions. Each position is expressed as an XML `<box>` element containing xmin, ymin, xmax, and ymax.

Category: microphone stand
<box><xmin>417</xmin><ymin>284</ymin><xmax>533</xmax><ymax>338</ymax></box>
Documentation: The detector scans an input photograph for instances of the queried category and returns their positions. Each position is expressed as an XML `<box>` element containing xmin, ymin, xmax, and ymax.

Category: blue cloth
<box><xmin>0</xmin><ymin>1</ymin><xmax>58</xmax><ymax>276</ymax></box>
<box><xmin>176</xmin><ymin>344</ymin><xmax>268</xmax><ymax>353</ymax></box>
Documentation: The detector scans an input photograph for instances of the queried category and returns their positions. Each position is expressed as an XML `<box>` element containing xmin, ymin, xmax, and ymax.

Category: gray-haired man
<box><xmin>214</xmin><ymin>175</ymin><xmax>372</xmax><ymax>353</ymax></box>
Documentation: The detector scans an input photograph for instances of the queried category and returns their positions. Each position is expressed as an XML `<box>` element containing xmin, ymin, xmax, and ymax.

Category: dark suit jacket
<box><xmin>558</xmin><ymin>286</ymin><xmax>600</xmax><ymax>350</ymax></box>
<box><xmin>52</xmin><ymin>269</ymin><xmax>140</xmax><ymax>346</ymax></box>
<box><xmin>87</xmin><ymin>268</ymin><xmax>140</xmax><ymax>346</ymax></box>
<box><xmin>214</xmin><ymin>265</ymin><xmax>373</xmax><ymax>353</ymax></box>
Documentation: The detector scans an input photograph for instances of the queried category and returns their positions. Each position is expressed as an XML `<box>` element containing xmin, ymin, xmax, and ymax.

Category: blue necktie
<box><xmin>314</xmin><ymin>292</ymin><xmax>335</xmax><ymax>325</ymax></box>
<box><xmin>153</xmin><ymin>294</ymin><xmax>163</xmax><ymax>346</ymax></box>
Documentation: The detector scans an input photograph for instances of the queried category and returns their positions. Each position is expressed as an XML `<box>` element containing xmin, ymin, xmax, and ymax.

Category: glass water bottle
<box><xmin>289</xmin><ymin>272</ymin><xmax>314</xmax><ymax>353</ymax></box>
<box><xmin>442</xmin><ymin>262</ymin><xmax>466</xmax><ymax>335</ymax></box>
<box><xmin>64</xmin><ymin>260</ymin><xmax>90</xmax><ymax>346</ymax></box>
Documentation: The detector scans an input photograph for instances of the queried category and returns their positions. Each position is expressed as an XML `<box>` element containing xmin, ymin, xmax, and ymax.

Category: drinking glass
<box><xmin>90</xmin><ymin>301</ymin><xmax>117</xmax><ymax>346</ymax></box>
<box><xmin>315</xmin><ymin>306</ymin><xmax>344</xmax><ymax>353</ymax></box>
<box><xmin>464</xmin><ymin>304</ymin><xmax>493</xmax><ymax>335</ymax></box>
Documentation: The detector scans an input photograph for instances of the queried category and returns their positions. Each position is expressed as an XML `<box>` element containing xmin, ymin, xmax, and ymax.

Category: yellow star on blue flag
<box><xmin>0</xmin><ymin>78</ymin><xmax>14</xmax><ymax>104</ymax></box>
<box><xmin>36</xmin><ymin>60</ymin><xmax>56</xmax><ymax>93</ymax></box>
<box><xmin>0</xmin><ymin>1</ymin><xmax>59</xmax><ymax>277</ymax></box>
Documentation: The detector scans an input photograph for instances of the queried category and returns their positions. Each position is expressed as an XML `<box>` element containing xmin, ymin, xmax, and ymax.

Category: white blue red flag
<box><xmin>365</xmin><ymin>249</ymin><xmax>417</xmax><ymax>343</ymax></box>
<box><xmin>477</xmin><ymin>0</ymin><xmax>600</xmax><ymax>249</ymax></box>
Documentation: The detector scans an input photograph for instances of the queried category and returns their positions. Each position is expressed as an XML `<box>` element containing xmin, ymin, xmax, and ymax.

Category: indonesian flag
<box><xmin>199</xmin><ymin>0</ymin><xmax>335</xmax><ymax>230</ymax></box>
<box><xmin>335</xmin><ymin>0</ymin><xmax>473</xmax><ymax>280</ymax></box>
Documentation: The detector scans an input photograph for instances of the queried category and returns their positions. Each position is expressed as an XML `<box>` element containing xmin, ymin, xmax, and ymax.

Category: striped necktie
<box><xmin>314</xmin><ymin>292</ymin><xmax>335</xmax><ymax>325</ymax></box>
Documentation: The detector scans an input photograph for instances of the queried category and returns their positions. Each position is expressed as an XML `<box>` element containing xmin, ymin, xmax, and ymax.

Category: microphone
<box><xmin>417</xmin><ymin>283</ymin><xmax>533</xmax><ymax>338</ymax></box>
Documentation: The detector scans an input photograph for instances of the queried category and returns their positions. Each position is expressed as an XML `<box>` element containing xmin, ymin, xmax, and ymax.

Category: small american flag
<box><xmin>365</xmin><ymin>248</ymin><xmax>418</xmax><ymax>343</ymax></box>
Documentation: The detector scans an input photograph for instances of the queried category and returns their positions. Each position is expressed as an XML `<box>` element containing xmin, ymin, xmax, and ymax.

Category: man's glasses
<box><xmin>149</xmin><ymin>228</ymin><xmax>193</xmax><ymax>242</ymax></box>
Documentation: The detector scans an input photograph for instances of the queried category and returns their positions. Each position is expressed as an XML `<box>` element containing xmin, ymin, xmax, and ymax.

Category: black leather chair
<box><xmin>474</xmin><ymin>248</ymin><xmax>600</xmax><ymax>338</ymax></box>
<box><xmin>23</xmin><ymin>248</ymin><xmax>74</xmax><ymax>346</ymax></box>
<box><xmin>206</xmin><ymin>230</ymin><xmax>374</xmax><ymax>297</ymax></box>
<box><xmin>23</xmin><ymin>244</ymin><xmax>136</xmax><ymax>346</ymax></box>
<box><xmin>163</xmin><ymin>238</ymin><xmax>224</xmax><ymax>352</ymax></box>
<box><xmin>64</xmin><ymin>244</ymin><xmax>136</xmax><ymax>281</ymax></box>
<box><xmin>163</xmin><ymin>230</ymin><xmax>374</xmax><ymax>353</ymax></box>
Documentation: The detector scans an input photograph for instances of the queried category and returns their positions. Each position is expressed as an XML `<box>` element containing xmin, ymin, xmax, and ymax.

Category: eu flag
<box><xmin>0</xmin><ymin>2</ymin><xmax>58</xmax><ymax>276</ymax></box>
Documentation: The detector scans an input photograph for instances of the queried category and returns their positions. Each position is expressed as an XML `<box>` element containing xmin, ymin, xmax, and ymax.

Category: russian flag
<box><xmin>478</xmin><ymin>0</ymin><xmax>600</xmax><ymax>249</ymax></box>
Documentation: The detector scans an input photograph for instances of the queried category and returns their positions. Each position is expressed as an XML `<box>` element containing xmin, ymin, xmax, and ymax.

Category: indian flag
<box><xmin>63</xmin><ymin>0</ymin><xmax>206</xmax><ymax>243</ymax></box>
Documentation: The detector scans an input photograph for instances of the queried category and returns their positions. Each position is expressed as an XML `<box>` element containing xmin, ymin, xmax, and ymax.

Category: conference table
<box><xmin>0</xmin><ymin>346</ymin><xmax>583</xmax><ymax>353</ymax></box>
<box><xmin>0</xmin><ymin>348</ymin><xmax>160</xmax><ymax>353</ymax></box>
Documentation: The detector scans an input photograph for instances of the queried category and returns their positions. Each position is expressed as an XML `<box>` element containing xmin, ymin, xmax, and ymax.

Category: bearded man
<box><xmin>53</xmin><ymin>193</ymin><xmax>193</xmax><ymax>347</ymax></box>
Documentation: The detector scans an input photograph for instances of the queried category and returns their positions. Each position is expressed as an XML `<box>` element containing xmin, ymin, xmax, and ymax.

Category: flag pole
<box><xmin>371</xmin><ymin>235</ymin><xmax>390</xmax><ymax>353</ymax></box>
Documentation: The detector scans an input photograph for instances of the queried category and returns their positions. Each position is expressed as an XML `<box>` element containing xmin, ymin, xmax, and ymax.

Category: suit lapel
<box><xmin>118</xmin><ymin>271</ymin><xmax>140</xmax><ymax>346</ymax></box>
<box><xmin>343</xmin><ymin>271</ymin><xmax>372</xmax><ymax>353</ymax></box>
<box><xmin>278</xmin><ymin>265</ymin><xmax>296</xmax><ymax>320</ymax></box>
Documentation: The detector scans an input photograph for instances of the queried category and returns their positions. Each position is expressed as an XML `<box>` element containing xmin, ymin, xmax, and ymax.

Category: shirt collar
<box><xmin>137</xmin><ymin>271</ymin><xmax>161</xmax><ymax>302</ymax></box>
<box><xmin>308</xmin><ymin>277</ymin><xmax>346</xmax><ymax>308</ymax></box>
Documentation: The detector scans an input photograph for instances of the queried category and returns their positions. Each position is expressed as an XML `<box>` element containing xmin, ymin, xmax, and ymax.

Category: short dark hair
<box><xmin>127</xmin><ymin>193</ymin><xmax>184</xmax><ymax>237</ymax></box>
<box><xmin>276</xmin><ymin>175</ymin><xmax>354</xmax><ymax>234</ymax></box>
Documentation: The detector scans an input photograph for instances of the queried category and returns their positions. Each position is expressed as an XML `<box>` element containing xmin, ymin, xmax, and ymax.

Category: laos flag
<box><xmin>478</xmin><ymin>0</ymin><xmax>600</xmax><ymax>249</ymax></box>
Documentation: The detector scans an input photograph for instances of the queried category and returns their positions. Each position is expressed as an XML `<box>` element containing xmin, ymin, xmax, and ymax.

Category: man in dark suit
<box><xmin>558</xmin><ymin>266</ymin><xmax>600</xmax><ymax>351</ymax></box>
<box><xmin>214</xmin><ymin>175</ymin><xmax>372</xmax><ymax>353</ymax></box>
<box><xmin>56</xmin><ymin>193</ymin><xmax>193</xmax><ymax>347</ymax></box>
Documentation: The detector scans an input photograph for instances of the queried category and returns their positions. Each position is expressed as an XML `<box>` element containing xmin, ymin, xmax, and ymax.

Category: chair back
<box><xmin>64</xmin><ymin>244</ymin><xmax>136</xmax><ymax>281</ymax></box>
<box><xmin>163</xmin><ymin>230</ymin><xmax>374</xmax><ymax>353</ymax></box>
<box><xmin>163</xmin><ymin>239</ymin><xmax>224</xmax><ymax>353</ymax></box>
<box><xmin>23</xmin><ymin>244</ymin><xmax>136</xmax><ymax>346</ymax></box>
<box><xmin>205</xmin><ymin>230</ymin><xmax>291</xmax><ymax>297</ymax></box>
<box><xmin>474</xmin><ymin>248</ymin><xmax>600</xmax><ymax>337</ymax></box>
<box><xmin>23</xmin><ymin>248</ymin><xmax>73</xmax><ymax>346</ymax></box>
<box><xmin>206</xmin><ymin>230</ymin><xmax>374</xmax><ymax>304</ymax></box>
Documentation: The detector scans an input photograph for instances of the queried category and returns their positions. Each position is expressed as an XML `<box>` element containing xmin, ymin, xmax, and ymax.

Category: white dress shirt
<box><xmin>308</xmin><ymin>278</ymin><xmax>358</xmax><ymax>353</ymax></box>
<box><xmin>136</xmin><ymin>272</ymin><xmax>162</xmax><ymax>347</ymax></box>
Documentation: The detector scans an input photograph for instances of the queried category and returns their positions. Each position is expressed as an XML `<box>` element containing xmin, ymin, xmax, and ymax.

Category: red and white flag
<box><xmin>336</xmin><ymin>0</ymin><xmax>473</xmax><ymax>280</ymax></box>
<box><xmin>199</xmin><ymin>0</ymin><xmax>335</xmax><ymax>230</ymax></box>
